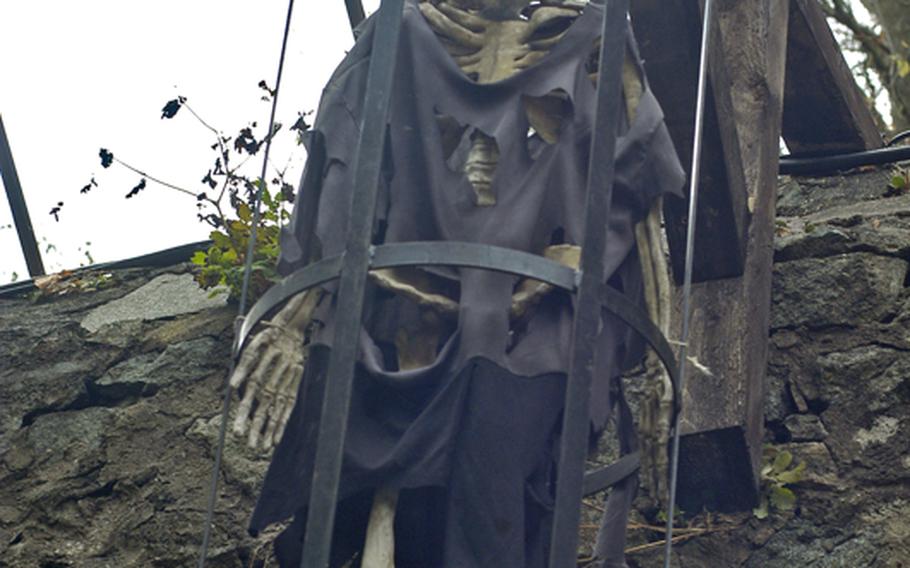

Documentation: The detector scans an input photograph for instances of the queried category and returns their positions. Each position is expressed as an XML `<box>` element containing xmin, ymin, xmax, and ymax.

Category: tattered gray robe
<box><xmin>251</xmin><ymin>1</ymin><xmax>684</xmax><ymax>566</ymax></box>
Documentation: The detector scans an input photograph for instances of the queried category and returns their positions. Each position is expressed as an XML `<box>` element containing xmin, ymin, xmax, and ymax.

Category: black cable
<box><xmin>197</xmin><ymin>1</ymin><xmax>296</xmax><ymax>566</ymax></box>
<box><xmin>779</xmin><ymin>144</ymin><xmax>910</xmax><ymax>176</ymax></box>
<box><xmin>887</xmin><ymin>129</ymin><xmax>910</xmax><ymax>147</ymax></box>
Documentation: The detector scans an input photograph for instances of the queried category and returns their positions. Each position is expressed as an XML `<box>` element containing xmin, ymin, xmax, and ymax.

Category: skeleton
<box><xmin>230</xmin><ymin>1</ymin><xmax>675</xmax><ymax>564</ymax></box>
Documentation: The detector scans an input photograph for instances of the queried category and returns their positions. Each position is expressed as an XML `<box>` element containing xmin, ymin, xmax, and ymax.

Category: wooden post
<box><xmin>631</xmin><ymin>0</ymin><xmax>749</xmax><ymax>284</ymax></box>
<box><xmin>669</xmin><ymin>0</ymin><xmax>790</xmax><ymax>512</ymax></box>
<box><xmin>783</xmin><ymin>0</ymin><xmax>883</xmax><ymax>154</ymax></box>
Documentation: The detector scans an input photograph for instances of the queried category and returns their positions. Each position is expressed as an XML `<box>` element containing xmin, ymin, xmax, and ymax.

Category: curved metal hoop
<box><xmin>237</xmin><ymin>242</ymin><xmax>680</xmax><ymax>406</ymax></box>
<box><xmin>237</xmin><ymin>240</ymin><xmax>682</xmax><ymax>519</ymax></box>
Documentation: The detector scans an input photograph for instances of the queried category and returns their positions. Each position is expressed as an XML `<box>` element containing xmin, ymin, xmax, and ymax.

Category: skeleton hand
<box><xmin>229</xmin><ymin>290</ymin><xmax>324</xmax><ymax>450</ymax></box>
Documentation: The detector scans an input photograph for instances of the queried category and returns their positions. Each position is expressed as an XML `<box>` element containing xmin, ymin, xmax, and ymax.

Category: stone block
<box><xmin>81</xmin><ymin>273</ymin><xmax>227</xmax><ymax>333</ymax></box>
<box><xmin>783</xmin><ymin>414</ymin><xmax>827</xmax><ymax>442</ymax></box>
<box><xmin>771</xmin><ymin>253</ymin><xmax>907</xmax><ymax>329</ymax></box>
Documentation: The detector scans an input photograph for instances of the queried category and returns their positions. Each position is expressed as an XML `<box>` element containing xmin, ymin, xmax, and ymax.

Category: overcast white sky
<box><xmin>0</xmin><ymin>1</ymin><xmax>889</xmax><ymax>286</ymax></box>
<box><xmin>0</xmin><ymin>0</ymin><xmax>379</xmax><ymax>284</ymax></box>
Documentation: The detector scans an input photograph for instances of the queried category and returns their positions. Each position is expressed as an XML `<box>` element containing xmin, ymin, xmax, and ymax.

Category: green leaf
<box><xmin>208</xmin><ymin>247</ymin><xmax>223</xmax><ymax>264</ymax></box>
<box><xmin>222</xmin><ymin>249</ymin><xmax>239</xmax><ymax>263</ymax></box>
<box><xmin>776</xmin><ymin>461</ymin><xmax>806</xmax><ymax>485</ymax></box>
<box><xmin>753</xmin><ymin>495</ymin><xmax>769</xmax><ymax>519</ymax></box>
<box><xmin>237</xmin><ymin>202</ymin><xmax>252</xmax><ymax>222</ymax></box>
<box><xmin>898</xmin><ymin>58</ymin><xmax>910</xmax><ymax>79</ymax></box>
<box><xmin>770</xmin><ymin>486</ymin><xmax>796</xmax><ymax>511</ymax></box>
<box><xmin>190</xmin><ymin>251</ymin><xmax>207</xmax><ymax>266</ymax></box>
<box><xmin>772</xmin><ymin>450</ymin><xmax>793</xmax><ymax>474</ymax></box>
<box><xmin>891</xmin><ymin>175</ymin><xmax>907</xmax><ymax>190</ymax></box>
<box><xmin>210</xmin><ymin>231</ymin><xmax>231</xmax><ymax>249</ymax></box>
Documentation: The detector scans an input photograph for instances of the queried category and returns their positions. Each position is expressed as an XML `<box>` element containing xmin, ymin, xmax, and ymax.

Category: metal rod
<box><xmin>548</xmin><ymin>0</ymin><xmax>630</xmax><ymax>565</ymax></box>
<box><xmin>196</xmin><ymin>1</ymin><xmax>297</xmax><ymax>565</ymax></box>
<box><xmin>345</xmin><ymin>0</ymin><xmax>367</xmax><ymax>33</ymax></box>
<box><xmin>663</xmin><ymin>0</ymin><xmax>714</xmax><ymax>565</ymax></box>
<box><xmin>299</xmin><ymin>1</ymin><xmax>405</xmax><ymax>566</ymax></box>
<box><xmin>0</xmin><ymin>114</ymin><xmax>45</xmax><ymax>278</ymax></box>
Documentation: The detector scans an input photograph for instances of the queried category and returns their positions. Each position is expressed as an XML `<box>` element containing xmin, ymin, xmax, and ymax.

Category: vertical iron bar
<box><xmin>299</xmin><ymin>1</ymin><xmax>404</xmax><ymax>566</ymax></box>
<box><xmin>345</xmin><ymin>0</ymin><xmax>367</xmax><ymax>33</ymax></box>
<box><xmin>548</xmin><ymin>0</ymin><xmax>630</xmax><ymax>566</ymax></box>
<box><xmin>0</xmin><ymin>115</ymin><xmax>45</xmax><ymax>278</ymax></box>
<box><xmin>663</xmin><ymin>0</ymin><xmax>715</xmax><ymax>565</ymax></box>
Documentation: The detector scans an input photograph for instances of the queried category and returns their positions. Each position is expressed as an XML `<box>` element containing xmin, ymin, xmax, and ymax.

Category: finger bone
<box><xmin>419</xmin><ymin>3</ymin><xmax>483</xmax><ymax>48</ymax></box>
<box><xmin>436</xmin><ymin>1</ymin><xmax>487</xmax><ymax>32</ymax></box>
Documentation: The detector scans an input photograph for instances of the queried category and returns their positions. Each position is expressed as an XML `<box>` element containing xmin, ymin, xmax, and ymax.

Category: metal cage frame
<box><xmin>229</xmin><ymin>0</ymin><xmax>682</xmax><ymax>565</ymax></box>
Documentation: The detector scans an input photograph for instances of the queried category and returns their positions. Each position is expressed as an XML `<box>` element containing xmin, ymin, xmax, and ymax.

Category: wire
<box><xmin>663</xmin><ymin>0</ymin><xmax>713</xmax><ymax>566</ymax></box>
<box><xmin>196</xmin><ymin>1</ymin><xmax>296</xmax><ymax>566</ymax></box>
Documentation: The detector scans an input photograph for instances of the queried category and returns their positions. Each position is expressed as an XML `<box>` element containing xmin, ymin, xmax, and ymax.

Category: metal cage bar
<box><xmin>0</xmin><ymin>115</ymin><xmax>45</xmax><ymax>278</ymax></box>
<box><xmin>256</xmin><ymin>0</ymin><xmax>658</xmax><ymax>564</ymax></box>
<box><xmin>298</xmin><ymin>1</ymin><xmax>406</xmax><ymax>565</ymax></box>
<box><xmin>344</xmin><ymin>0</ymin><xmax>367</xmax><ymax>32</ymax></box>
<box><xmin>549</xmin><ymin>0</ymin><xmax>630</xmax><ymax>564</ymax></box>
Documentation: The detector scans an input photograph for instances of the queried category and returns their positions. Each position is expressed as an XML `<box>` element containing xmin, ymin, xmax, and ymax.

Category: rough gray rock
<box><xmin>81</xmin><ymin>273</ymin><xmax>227</xmax><ymax>333</ymax></box>
<box><xmin>0</xmin><ymin>271</ymin><xmax>264</xmax><ymax>567</ymax></box>
<box><xmin>776</xmin><ymin>170</ymin><xmax>895</xmax><ymax>217</ymax></box>
<box><xmin>783</xmin><ymin>414</ymin><xmax>828</xmax><ymax>442</ymax></box>
<box><xmin>771</xmin><ymin>253</ymin><xmax>907</xmax><ymax>329</ymax></box>
<box><xmin>630</xmin><ymin>170</ymin><xmax>910</xmax><ymax>568</ymax></box>
<box><xmin>775</xmin><ymin>193</ymin><xmax>910</xmax><ymax>262</ymax></box>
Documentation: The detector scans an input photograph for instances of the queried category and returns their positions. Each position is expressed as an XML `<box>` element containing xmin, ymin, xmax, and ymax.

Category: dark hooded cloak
<box><xmin>250</xmin><ymin>1</ymin><xmax>684</xmax><ymax>566</ymax></box>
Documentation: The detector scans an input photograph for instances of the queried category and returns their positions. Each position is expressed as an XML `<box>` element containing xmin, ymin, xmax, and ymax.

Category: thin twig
<box><xmin>581</xmin><ymin>499</ymin><xmax>605</xmax><ymax>513</ymax></box>
<box><xmin>624</xmin><ymin>524</ymin><xmax>739</xmax><ymax>555</ymax></box>
<box><xmin>625</xmin><ymin>533</ymin><xmax>700</xmax><ymax>555</ymax></box>
<box><xmin>183</xmin><ymin>101</ymin><xmax>222</xmax><ymax>138</ymax></box>
<box><xmin>112</xmin><ymin>156</ymin><xmax>197</xmax><ymax>198</ymax></box>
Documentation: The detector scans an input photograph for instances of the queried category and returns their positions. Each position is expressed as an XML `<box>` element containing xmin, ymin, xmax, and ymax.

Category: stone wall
<box><xmin>629</xmin><ymin>170</ymin><xmax>910</xmax><ymax>567</ymax></box>
<box><xmin>0</xmin><ymin>268</ymin><xmax>271</xmax><ymax>567</ymax></box>
<box><xmin>0</xmin><ymin>169</ymin><xmax>908</xmax><ymax>567</ymax></box>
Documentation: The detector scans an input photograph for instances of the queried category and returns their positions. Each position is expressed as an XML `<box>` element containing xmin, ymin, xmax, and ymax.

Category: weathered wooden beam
<box><xmin>782</xmin><ymin>0</ymin><xmax>883</xmax><ymax>155</ymax></box>
<box><xmin>669</xmin><ymin>0</ymin><xmax>790</xmax><ymax>513</ymax></box>
<box><xmin>631</xmin><ymin>0</ymin><xmax>749</xmax><ymax>284</ymax></box>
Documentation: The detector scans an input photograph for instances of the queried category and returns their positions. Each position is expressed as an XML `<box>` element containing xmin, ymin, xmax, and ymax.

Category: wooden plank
<box><xmin>632</xmin><ymin>0</ymin><xmax>749</xmax><ymax>284</ymax></box>
<box><xmin>782</xmin><ymin>0</ymin><xmax>883</xmax><ymax>155</ymax></box>
<box><xmin>670</xmin><ymin>0</ymin><xmax>790</xmax><ymax>513</ymax></box>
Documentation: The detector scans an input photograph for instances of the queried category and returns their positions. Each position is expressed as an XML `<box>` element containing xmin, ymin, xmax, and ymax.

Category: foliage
<box><xmin>78</xmin><ymin>82</ymin><xmax>311</xmax><ymax>302</ymax></box>
<box><xmin>753</xmin><ymin>446</ymin><xmax>806</xmax><ymax>520</ymax></box>
<box><xmin>886</xmin><ymin>167</ymin><xmax>909</xmax><ymax>195</ymax></box>
<box><xmin>819</xmin><ymin>0</ymin><xmax>910</xmax><ymax>131</ymax></box>
<box><xmin>30</xmin><ymin>270</ymin><xmax>115</xmax><ymax>301</ymax></box>
<box><xmin>190</xmin><ymin>179</ymin><xmax>292</xmax><ymax>302</ymax></box>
